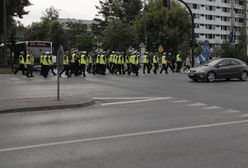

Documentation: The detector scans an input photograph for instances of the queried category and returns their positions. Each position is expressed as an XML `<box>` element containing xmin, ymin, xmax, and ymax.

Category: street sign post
<box><xmin>56</xmin><ymin>45</ymin><xmax>64</xmax><ymax>101</ymax></box>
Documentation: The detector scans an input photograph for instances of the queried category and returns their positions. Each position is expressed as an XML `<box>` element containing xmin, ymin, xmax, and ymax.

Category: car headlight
<box><xmin>196</xmin><ymin>70</ymin><xmax>205</xmax><ymax>73</ymax></box>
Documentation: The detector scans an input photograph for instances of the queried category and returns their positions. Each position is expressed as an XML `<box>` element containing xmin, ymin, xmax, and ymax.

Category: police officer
<box><xmin>99</xmin><ymin>52</ymin><xmax>106</xmax><ymax>75</ymax></box>
<box><xmin>160</xmin><ymin>52</ymin><xmax>168</xmax><ymax>74</ymax></box>
<box><xmin>152</xmin><ymin>53</ymin><xmax>159</xmax><ymax>74</ymax></box>
<box><xmin>48</xmin><ymin>52</ymin><xmax>56</xmax><ymax>76</ymax></box>
<box><xmin>143</xmin><ymin>52</ymin><xmax>149</xmax><ymax>74</ymax></box>
<box><xmin>26</xmin><ymin>51</ymin><xmax>34</xmax><ymax>77</ymax></box>
<box><xmin>14</xmin><ymin>51</ymin><xmax>25</xmax><ymax>75</ymax></box>
<box><xmin>60</xmin><ymin>52</ymin><xmax>71</xmax><ymax>77</ymax></box>
<box><xmin>42</xmin><ymin>51</ymin><xmax>50</xmax><ymax>78</ymax></box>
<box><xmin>176</xmin><ymin>52</ymin><xmax>183</xmax><ymax>73</ymax></box>
<box><xmin>80</xmin><ymin>51</ymin><xmax>87</xmax><ymax>77</ymax></box>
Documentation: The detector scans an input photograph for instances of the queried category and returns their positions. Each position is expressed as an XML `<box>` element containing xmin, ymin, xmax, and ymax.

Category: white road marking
<box><xmin>187</xmin><ymin>103</ymin><xmax>207</xmax><ymax>107</ymax></box>
<box><xmin>0</xmin><ymin>119</ymin><xmax>248</xmax><ymax>153</ymax></box>
<box><xmin>171</xmin><ymin>100</ymin><xmax>190</xmax><ymax>103</ymax></box>
<box><xmin>239</xmin><ymin>114</ymin><xmax>248</xmax><ymax>118</ymax></box>
<box><xmin>93</xmin><ymin>97</ymin><xmax>165</xmax><ymax>100</ymax></box>
<box><xmin>220</xmin><ymin>109</ymin><xmax>241</xmax><ymax>113</ymax></box>
<box><xmin>101</xmin><ymin>97</ymin><xmax>173</xmax><ymax>106</ymax></box>
<box><xmin>202</xmin><ymin>106</ymin><xmax>223</xmax><ymax>110</ymax></box>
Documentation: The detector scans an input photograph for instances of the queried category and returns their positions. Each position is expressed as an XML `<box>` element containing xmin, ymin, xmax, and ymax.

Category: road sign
<box><xmin>158</xmin><ymin>45</ymin><xmax>164</xmax><ymax>53</ymax></box>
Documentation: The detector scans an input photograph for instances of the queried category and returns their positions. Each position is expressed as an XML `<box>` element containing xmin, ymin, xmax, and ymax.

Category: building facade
<box><xmin>183</xmin><ymin>0</ymin><xmax>248</xmax><ymax>47</ymax></box>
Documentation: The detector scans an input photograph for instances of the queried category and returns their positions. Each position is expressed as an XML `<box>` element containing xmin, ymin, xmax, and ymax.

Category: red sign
<box><xmin>28</xmin><ymin>42</ymin><xmax>51</xmax><ymax>47</ymax></box>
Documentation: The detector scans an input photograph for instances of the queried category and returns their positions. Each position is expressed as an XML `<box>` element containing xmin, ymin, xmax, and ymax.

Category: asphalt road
<box><xmin>0</xmin><ymin>72</ymin><xmax>248</xmax><ymax>168</ymax></box>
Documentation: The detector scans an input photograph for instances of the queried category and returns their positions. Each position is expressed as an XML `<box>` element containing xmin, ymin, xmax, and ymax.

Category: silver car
<box><xmin>188</xmin><ymin>58</ymin><xmax>248</xmax><ymax>82</ymax></box>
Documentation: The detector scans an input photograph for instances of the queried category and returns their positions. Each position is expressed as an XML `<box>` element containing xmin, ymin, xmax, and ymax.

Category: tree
<box><xmin>101</xmin><ymin>20</ymin><xmax>132</xmax><ymax>51</ymax></box>
<box><xmin>132</xmin><ymin>0</ymin><xmax>191</xmax><ymax>53</ymax></box>
<box><xmin>221</xmin><ymin>27</ymin><xmax>248</xmax><ymax>63</ymax></box>
<box><xmin>92</xmin><ymin>0</ymin><xmax>143</xmax><ymax>37</ymax></box>
<box><xmin>75</xmin><ymin>32</ymin><xmax>94</xmax><ymax>52</ymax></box>
<box><xmin>25</xmin><ymin>6</ymin><xmax>67</xmax><ymax>53</ymax></box>
<box><xmin>65</xmin><ymin>21</ymin><xmax>88</xmax><ymax>49</ymax></box>
<box><xmin>0</xmin><ymin>0</ymin><xmax>31</xmax><ymax>35</ymax></box>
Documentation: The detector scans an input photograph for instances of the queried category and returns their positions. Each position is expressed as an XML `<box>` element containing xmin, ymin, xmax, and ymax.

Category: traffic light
<box><xmin>163</xmin><ymin>0</ymin><xmax>171</xmax><ymax>7</ymax></box>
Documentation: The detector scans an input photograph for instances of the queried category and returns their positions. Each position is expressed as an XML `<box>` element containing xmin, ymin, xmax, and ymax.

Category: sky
<box><xmin>17</xmin><ymin>0</ymin><xmax>100</xmax><ymax>26</ymax></box>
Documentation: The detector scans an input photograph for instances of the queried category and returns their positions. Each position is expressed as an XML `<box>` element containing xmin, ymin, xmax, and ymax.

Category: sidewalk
<box><xmin>0</xmin><ymin>95</ymin><xmax>95</xmax><ymax>114</ymax></box>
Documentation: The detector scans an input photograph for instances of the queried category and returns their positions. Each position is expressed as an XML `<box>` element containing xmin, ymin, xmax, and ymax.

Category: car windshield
<box><xmin>203</xmin><ymin>59</ymin><xmax>220</xmax><ymax>66</ymax></box>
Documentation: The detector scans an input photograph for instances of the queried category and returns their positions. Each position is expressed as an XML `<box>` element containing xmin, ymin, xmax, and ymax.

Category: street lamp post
<box><xmin>177</xmin><ymin>0</ymin><xmax>195</xmax><ymax>67</ymax></box>
<box><xmin>3</xmin><ymin>0</ymin><xmax>7</xmax><ymax>67</ymax></box>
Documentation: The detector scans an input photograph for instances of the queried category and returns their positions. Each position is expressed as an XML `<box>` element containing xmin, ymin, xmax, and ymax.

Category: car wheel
<box><xmin>207</xmin><ymin>72</ymin><xmax>216</xmax><ymax>82</ymax></box>
<box><xmin>192</xmin><ymin>79</ymin><xmax>198</xmax><ymax>82</ymax></box>
<box><xmin>240</xmin><ymin>71</ymin><xmax>248</xmax><ymax>81</ymax></box>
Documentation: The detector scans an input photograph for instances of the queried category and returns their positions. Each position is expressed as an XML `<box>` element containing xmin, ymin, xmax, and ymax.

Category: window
<box><xmin>231</xmin><ymin>59</ymin><xmax>240</xmax><ymax>65</ymax></box>
<box><xmin>193</xmin><ymin>4</ymin><xmax>198</xmax><ymax>9</ymax></box>
<box><xmin>218</xmin><ymin>60</ymin><xmax>231</xmax><ymax>66</ymax></box>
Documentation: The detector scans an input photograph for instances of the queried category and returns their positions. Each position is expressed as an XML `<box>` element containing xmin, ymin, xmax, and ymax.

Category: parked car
<box><xmin>188</xmin><ymin>58</ymin><xmax>248</xmax><ymax>82</ymax></box>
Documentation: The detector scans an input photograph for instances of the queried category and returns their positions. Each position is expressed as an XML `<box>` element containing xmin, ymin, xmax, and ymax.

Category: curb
<box><xmin>0</xmin><ymin>96</ymin><xmax>95</xmax><ymax>114</ymax></box>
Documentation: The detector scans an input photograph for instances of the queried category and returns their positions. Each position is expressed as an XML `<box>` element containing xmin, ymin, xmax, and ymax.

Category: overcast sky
<box><xmin>17</xmin><ymin>0</ymin><xmax>100</xmax><ymax>26</ymax></box>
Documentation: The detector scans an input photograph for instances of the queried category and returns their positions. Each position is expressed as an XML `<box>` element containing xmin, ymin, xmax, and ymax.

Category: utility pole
<box><xmin>144</xmin><ymin>0</ymin><xmax>147</xmax><ymax>49</ymax></box>
<box><xmin>3</xmin><ymin>0</ymin><xmax>7</xmax><ymax>67</ymax></box>
<box><xmin>177</xmin><ymin>0</ymin><xmax>195</xmax><ymax>67</ymax></box>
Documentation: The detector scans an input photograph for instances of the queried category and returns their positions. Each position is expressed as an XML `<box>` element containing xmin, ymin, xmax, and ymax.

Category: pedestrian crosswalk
<box><xmin>96</xmin><ymin>96</ymin><xmax>245</xmax><ymax>117</ymax></box>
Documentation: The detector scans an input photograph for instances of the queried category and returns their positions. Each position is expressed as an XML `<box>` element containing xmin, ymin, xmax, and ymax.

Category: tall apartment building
<box><xmin>183</xmin><ymin>0</ymin><xmax>248</xmax><ymax>47</ymax></box>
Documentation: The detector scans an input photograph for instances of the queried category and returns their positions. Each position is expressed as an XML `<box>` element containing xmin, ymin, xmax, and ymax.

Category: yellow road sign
<box><xmin>158</xmin><ymin>45</ymin><xmax>164</xmax><ymax>53</ymax></box>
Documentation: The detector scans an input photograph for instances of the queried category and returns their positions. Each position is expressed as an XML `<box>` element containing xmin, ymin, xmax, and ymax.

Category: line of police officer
<box><xmin>57</xmin><ymin>51</ymin><xmax>183</xmax><ymax>78</ymax></box>
<box><xmin>40</xmin><ymin>51</ymin><xmax>56</xmax><ymax>78</ymax></box>
<box><xmin>14</xmin><ymin>51</ymin><xmax>35</xmax><ymax>77</ymax></box>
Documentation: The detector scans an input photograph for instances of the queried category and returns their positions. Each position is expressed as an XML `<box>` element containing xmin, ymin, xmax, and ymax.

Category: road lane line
<box><xmin>93</xmin><ymin>97</ymin><xmax>165</xmax><ymax>100</ymax></box>
<box><xmin>239</xmin><ymin>114</ymin><xmax>248</xmax><ymax>118</ymax></box>
<box><xmin>171</xmin><ymin>100</ymin><xmax>190</xmax><ymax>103</ymax></box>
<box><xmin>1</xmin><ymin>119</ymin><xmax>248</xmax><ymax>153</ymax></box>
<box><xmin>220</xmin><ymin>109</ymin><xmax>241</xmax><ymax>113</ymax></box>
<box><xmin>187</xmin><ymin>103</ymin><xmax>207</xmax><ymax>107</ymax></box>
<box><xmin>202</xmin><ymin>106</ymin><xmax>223</xmax><ymax>110</ymax></box>
<box><xmin>101</xmin><ymin>97</ymin><xmax>173</xmax><ymax>106</ymax></box>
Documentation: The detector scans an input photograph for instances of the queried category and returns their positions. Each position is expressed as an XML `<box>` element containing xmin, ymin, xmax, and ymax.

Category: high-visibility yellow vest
<box><xmin>26</xmin><ymin>55</ymin><xmax>31</xmax><ymax>65</ymax></box>
<box><xmin>114</xmin><ymin>55</ymin><xmax>118</xmax><ymax>64</ymax></box>
<box><xmin>48</xmin><ymin>55</ymin><xmax>53</xmax><ymax>65</ymax></box>
<box><xmin>71</xmin><ymin>54</ymin><xmax>76</xmax><ymax>63</ymax></box>
<box><xmin>176</xmin><ymin>54</ymin><xmax>182</xmax><ymax>62</ymax></box>
<box><xmin>153</xmin><ymin>55</ymin><xmax>158</xmax><ymax>63</ymax></box>
<box><xmin>143</xmin><ymin>55</ymin><xmax>148</xmax><ymax>63</ymax></box>
<box><xmin>63</xmin><ymin>55</ymin><xmax>69</xmax><ymax>65</ymax></box>
<box><xmin>117</xmin><ymin>55</ymin><xmax>122</xmax><ymax>64</ymax></box>
<box><xmin>161</xmin><ymin>55</ymin><xmax>167</xmax><ymax>64</ymax></box>
<box><xmin>125</xmin><ymin>55</ymin><xmax>129</xmax><ymax>64</ymax></box>
<box><xmin>96</xmin><ymin>55</ymin><xmax>100</xmax><ymax>64</ymax></box>
<box><xmin>40</xmin><ymin>55</ymin><xmax>44</xmax><ymax>64</ymax></box>
<box><xmin>109</xmin><ymin>55</ymin><xmax>113</xmax><ymax>63</ymax></box>
<box><xmin>130</xmin><ymin>55</ymin><xmax>136</xmax><ymax>64</ymax></box>
<box><xmin>19</xmin><ymin>55</ymin><xmax>25</xmax><ymax>64</ymax></box>
<box><xmin>43</xmin><ymin>55</ymin><xmax>49</xmax><ymax>65</ymax></box>
<box><xmin>100</xmin><ymin>55</ymin><xmax>105</xmax><ymax>64</ymax></box>
<box><xmin>88</xmin><ymin>55</ymin><xmax>92</xmax><ymax>64</ymax></box>
<box><xmin>80</xmin><ymin>55</ymin><xmax>86</xmax><ymax>64</ymax></box>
